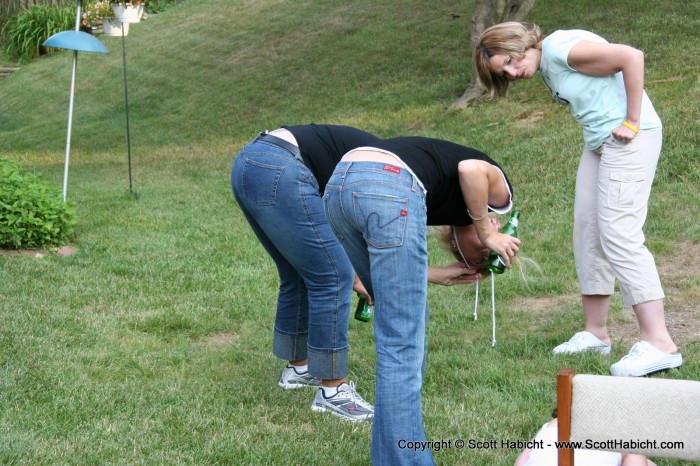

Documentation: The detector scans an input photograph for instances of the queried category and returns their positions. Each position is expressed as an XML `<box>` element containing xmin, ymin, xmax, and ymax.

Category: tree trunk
<box><xmin>448</xmin><ymin>0</ymin><xmax>536</xmax><ymax>110</ymax></box>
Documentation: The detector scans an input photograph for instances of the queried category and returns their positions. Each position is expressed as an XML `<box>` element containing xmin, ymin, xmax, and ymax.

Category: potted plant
<box><xmin>82</xmin><ymin>1</ymin><xmax>147</xmax><ymax>36</ymax></box>
<box><xmin>111</xmin><ymin>1</ymin><xmax>145</xmax><ymax>24</ymax></box>
<box><xmin>81</xmin><ymin>1</ymin><xmax>113</xmax><ymax>33</ymax></box>
<box><xmin>102</xmin><ymin>7</ymin><xmax>129</xmax><ymax>37</ymax></box>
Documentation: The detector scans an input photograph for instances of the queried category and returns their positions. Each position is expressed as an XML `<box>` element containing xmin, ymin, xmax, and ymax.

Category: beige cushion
<box><xmin>570</xmin><ymin>374</ymin><xmax>700</xmax><ymax>461</ymax></box>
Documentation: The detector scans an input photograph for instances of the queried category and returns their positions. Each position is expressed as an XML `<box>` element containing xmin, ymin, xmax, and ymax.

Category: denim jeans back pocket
<box><xmin>353</xmin><ymin>192</ymin><xmax>408</xmax><ymax>248</ymax></box>
<box><xmin>607</xmin><ymin>171</ymin><xmax>645</xmax><ymax>208</ymax></box>
<box><xmin>241</xmin><ymin>159</ymin><xmax>284</xmax><ymax>206</ymax></box>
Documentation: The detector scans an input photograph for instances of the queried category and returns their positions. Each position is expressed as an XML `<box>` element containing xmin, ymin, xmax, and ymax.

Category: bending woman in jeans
<box><xmin>231</xmin><ymin>125</ymin><xmax>481</xmax><ymax>423</ymax></box>
<box><xmin>474</xmin><ymin>22</ymin><xmax>681</xmax><ymax>377</ymax></box>
<box><xmin>323</xmin><ymin>136</ymin><xmax>520</xmax><ymax>465</ymax></box>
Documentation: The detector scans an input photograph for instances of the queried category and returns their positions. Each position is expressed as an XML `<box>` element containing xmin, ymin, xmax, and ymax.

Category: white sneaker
<box><xmin>311</xmin><ymin>381</ymin><xmax>374</xmax><ymax>422</ymax></box>
<box><xmin>552</xmin><ymin>331</ymin><xmax>611</xmax><ymax>355</ymax></box>
<box><xmin>278</xmin><ymin>364</ymin><xmax>322</xmax><ymax>389</ymax></box>
<box><xmin>610</xmin><ymin>341</ymin><xmax>683</xmax><ymax>377</ymax></box>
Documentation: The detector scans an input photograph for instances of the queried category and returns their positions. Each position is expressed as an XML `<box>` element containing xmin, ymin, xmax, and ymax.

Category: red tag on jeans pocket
<box><xmin>384</xmin><ymin>165</ymin><xmax>400</xmax><ymax>174</ymax></box>
<box><xmin>401</xmin><ymin>210</ymin><xmax>408</xmax><ymax>216</ymax></box>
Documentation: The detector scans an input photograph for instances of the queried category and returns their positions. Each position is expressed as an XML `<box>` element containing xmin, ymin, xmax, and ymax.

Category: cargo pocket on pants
<box><xmin>607</xmin><ymin>172</ymin><xmax>645</xmax><ymax>208</ymax></box>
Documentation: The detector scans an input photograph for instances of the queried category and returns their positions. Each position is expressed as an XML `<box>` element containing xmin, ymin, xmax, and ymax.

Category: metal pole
<box><xmin>61</xmin><ymin>0</ymin><xmax>83</xmax><ymax>203</ymax></box>
<box><xmin>121</xmin><ymin>21</ymin><xmax>134</xmax><ymax>194</ymax></box>
<box><xmin>62</xmin><ymin>51</ymin><xmax>79</xmax><ymax>203</ymax></box>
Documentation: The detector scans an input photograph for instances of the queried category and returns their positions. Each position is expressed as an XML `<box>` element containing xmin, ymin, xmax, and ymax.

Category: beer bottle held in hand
<box><xmin>355</xmin><ymin>295</ymin><xmax>374</xmax><ymax>322</ymax></box>
<box><xmin>484</xmin><ymin>210</ymin><xmax>520</xmax><ymax>274</ymax></box>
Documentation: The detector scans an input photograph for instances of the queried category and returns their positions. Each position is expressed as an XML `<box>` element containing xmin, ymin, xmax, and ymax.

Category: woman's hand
<box><xmin>428</xmin><ymin>262</ymin><xmax>481</xmax><ymax>286</ymax></box>
<box><xmin>482</xmin><ymin>232</ymin><xmax>520</xmax><ymax>268</ymax></box>
<box><xmin>611</xmin><ymin>123</ymin><xmax>638</xmax><ymax>143</ymax></box>
<box><xmin>353</xmin><ymin>274</ymin><xmax>373</xmax><ymax>305</ymax></box>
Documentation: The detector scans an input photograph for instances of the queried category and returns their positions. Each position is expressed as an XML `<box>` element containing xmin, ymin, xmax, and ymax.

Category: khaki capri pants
<box><xmin>573</xmin><ymin>130</ymin><xmax>664</xmax><ymax>306</ymax></box>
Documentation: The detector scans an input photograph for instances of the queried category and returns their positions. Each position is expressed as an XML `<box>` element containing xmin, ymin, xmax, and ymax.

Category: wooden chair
<box><xmin>557</xmin><ymin>368</ymin><xmax>700</xmax><ymax>466</ymax></box>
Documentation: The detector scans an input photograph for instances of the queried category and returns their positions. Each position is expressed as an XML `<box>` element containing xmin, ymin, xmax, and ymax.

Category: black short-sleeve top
<box><xmin>284</xmin><ymin>124</ymin><xmax>382</xmax><ymax>192</ymax></box>
<box><xmin>364</xmin><ymin>137</ymin><xmax>513</xmax><ymax>226</ymax></box>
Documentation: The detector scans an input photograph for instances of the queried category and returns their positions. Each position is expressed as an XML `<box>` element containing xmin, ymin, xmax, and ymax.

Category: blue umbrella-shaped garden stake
<box><xmin>43</xmin><ymin>0</ymin><xmax>108</xmax><ymax>203</ymax></box>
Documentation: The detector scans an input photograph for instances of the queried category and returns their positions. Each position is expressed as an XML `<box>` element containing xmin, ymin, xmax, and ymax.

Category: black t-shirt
<box><xmin>368</xmin><ymin>137</ymin><xmax>512</xmax><ymax>226</ymax></box>
<box><xmin>284</xmin><ymin>124</ymin><xmax>381</xmax><ymax>192</ymax></box>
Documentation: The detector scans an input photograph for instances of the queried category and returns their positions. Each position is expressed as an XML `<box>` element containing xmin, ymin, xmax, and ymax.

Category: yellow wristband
<box><xmin>622</xmin><ymin>121</ymin><xmax>639</xmax><ymax>134</ymax></box>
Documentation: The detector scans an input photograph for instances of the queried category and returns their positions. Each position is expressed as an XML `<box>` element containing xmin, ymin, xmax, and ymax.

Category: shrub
<box><xmin>0</xmin><ymin>158</ymin><xmax>76</xmax><ymax>249</ymax></box>
<box><xmin>4</xmin><ymin>3</ymin><xmax>74</xmax><ymax>61</ymax></box>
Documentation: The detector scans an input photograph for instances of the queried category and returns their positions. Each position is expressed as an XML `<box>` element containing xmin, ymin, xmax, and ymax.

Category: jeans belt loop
<box><xmin>340</xmin><ymin>160</ymin><xmax>351</xmax><ymax>181</ymax></box>
<box><xmin>256</xmin><ymin>132</ymin><xmax>303</xmax><ymax>162</ymax></box>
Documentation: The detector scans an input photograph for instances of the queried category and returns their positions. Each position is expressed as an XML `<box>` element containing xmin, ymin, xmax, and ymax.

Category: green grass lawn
<box><xmin>1</xmin><ymin>0</ymin><xmax>699</xmax><ymax>464</ymax></box>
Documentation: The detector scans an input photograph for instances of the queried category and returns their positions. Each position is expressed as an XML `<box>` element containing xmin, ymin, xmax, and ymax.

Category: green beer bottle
<box><xmin>355</xmin><ymin>295</ymin><xmax>374</xmax><ymax>322</ymax></box>
<box><xmin>484</xmin><ymin>210</ymin><xmax>520</xmax><ymax>274</ymax></box>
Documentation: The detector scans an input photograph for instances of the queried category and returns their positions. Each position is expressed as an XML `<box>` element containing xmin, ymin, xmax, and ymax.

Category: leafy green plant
<box><xmin>0</xmin><ymin>158</ymin><xmax>75</xmax><ymax>249</ymax></box>
<box><xmin>0</xmin><ymin>0</ymin><xmax>22</xmax><ymax>44</ymax></box>
<box><xmin>81</xmin><ymin>1</ymin><xmax>114</xmax><ymax>29</ymax></box>
<box><xmin>4</xmin><ymin>3</ymin><xmax>74</xmax><ymax>61</ymax></box>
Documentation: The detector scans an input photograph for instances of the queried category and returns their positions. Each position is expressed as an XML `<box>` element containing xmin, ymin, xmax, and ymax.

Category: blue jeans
<box><xmin>324</xmin><ymin>162</ymin><xmax>434</xmax><ymax>466</ymax></box>
<box><xmin>230</xmin><ymin>139</ymin><xmax>354</xmax><ymax>379</ymax></box>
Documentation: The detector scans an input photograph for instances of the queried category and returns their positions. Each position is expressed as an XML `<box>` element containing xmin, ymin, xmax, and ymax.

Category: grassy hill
<box><xmin>1</xmin><ymin>0</ymin><xmax>699</xmax><ymax>464</ymax></box>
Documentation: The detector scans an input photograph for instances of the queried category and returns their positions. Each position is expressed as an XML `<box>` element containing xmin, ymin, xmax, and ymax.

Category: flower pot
<box><xmin>111</xmin><ymin>3</ymin><xmax>144</xmax><ymax>24</ymax></box>
<box><xmin>103</xmin><ymin>17</ymin><xmax>129</xmax><ymax>36</ymax></box>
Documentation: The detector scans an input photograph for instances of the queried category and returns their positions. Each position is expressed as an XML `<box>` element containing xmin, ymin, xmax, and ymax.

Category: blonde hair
<box><xmin>474</xmin><ymin>21</ymin><xmax>543</xmax><ymax>99</ymax></box>
<box><xmin>433</xmin><ymin>224</ymin><xmax>487</xmax><ymax>266</ymax></box>
<box><xmin>433</xmin><ymin>226</ymin><xmax>462</xmax><ymax>264</ymax></box>
<box><xmin>432</xmin><ymin>225</ymin><xmax>541</xmax><ymax>280</ymax></box>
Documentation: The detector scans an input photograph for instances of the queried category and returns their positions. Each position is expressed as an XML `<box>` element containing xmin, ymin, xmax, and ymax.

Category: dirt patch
<box><xmin>513</xmin><ymin>109</ymin><xmax>544</xmax><ymax>129</ymax></box>
<box><xmin>0</xmin><ymin>67</ymin><xmax>20</xmax><ymax>79</ymax></box>
<box><xmin>655</xmin><ymin>242</ymin><xmax>700</xmax><ymax>345</ymax></box>
<box><xmin>0</xmin><ymin>245</ymin><xmax>77</xmax><ymax>257</ymax></box>
<box><xmin>515</xmin><ymin>242</ymin><xmax>700</xmax><ymax>347</ymax></box>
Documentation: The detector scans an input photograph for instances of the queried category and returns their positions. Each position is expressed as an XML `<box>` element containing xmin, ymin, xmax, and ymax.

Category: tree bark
<box><xmin>448</xmin><ymin>0</ymin><xmax>536</xmax><ymax>110</ymax></box>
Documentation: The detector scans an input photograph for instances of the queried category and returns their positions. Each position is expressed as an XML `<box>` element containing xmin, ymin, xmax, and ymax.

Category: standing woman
<box><xmin>474</xmin><ymin>22</ymin><xmax>681</xmax><ymax>377</ymax></box>
<box><xmin>323</xmin><ymin>137</ymin><xmax>520</xmax><ymax>465</ymax></box>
